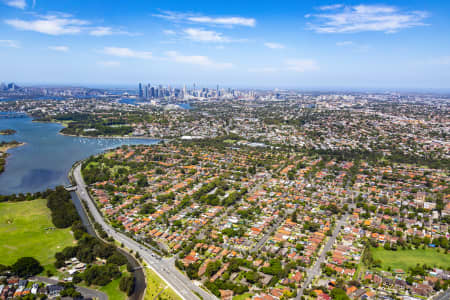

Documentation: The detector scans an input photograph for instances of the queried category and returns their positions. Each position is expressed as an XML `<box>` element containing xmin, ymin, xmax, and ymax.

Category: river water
<box><xmin>0</xmin><ymin>114</ymin><xmax>158</xmax><ymax>195</ymax></box>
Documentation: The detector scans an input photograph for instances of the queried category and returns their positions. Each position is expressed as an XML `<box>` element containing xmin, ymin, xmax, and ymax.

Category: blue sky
<box><xmin>0</xmin><ymin>0</ymin><xmax>449</xmax><ymax>89</ymax></box>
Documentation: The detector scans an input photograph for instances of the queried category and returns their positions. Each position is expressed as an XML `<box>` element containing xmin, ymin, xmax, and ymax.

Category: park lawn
<box><xmin>371</xmin><ymin>247</ymin><xmax>450</xmax><ymax>271</ymax></box>
<box><xmin>85</xmin><ymin>161</ymin><xmax>100</xmax><ymax>170</ymax></box>
<box><xmin>144</xmin><ymin>267</ymin><xmax>182</xmax><ymax>300</ymax></box>
<box><xmin>80</xmin><ymin>265</ymin><xmax>128</xmax><ymax>300</ymax></box>
<box><xmin>104</xmin><ymin>152</ymin><xmax>116</xmax><ymax>159</ymax></box>
<box><xmin>99</xmin><ymin>277</ymin><xmax>126</xmax><ymax>300</ymax></box>
<box><xmin>0</xmin><ymin>199</ymin><xmax>75</xmax><ymax>267</ymax></box>
<box><xmin>233</xmin><ymin>292</ymin><xmax>254</xmax><ymax>300</ymax></box>
<box><xmin>224</xmin><ymin>139</ymin><xmax>237</xmax><ymax>144</ymax></box>
<box><xmin>58</xmin><ymin>120</ymin><xmax>74</xmax><ymax>128</ymax></box>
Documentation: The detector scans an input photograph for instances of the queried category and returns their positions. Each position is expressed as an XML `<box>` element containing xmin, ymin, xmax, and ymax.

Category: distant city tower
<box><xmin>138</xmin><ymin>83</ymin><xmax>143</xmax><ymax>98</ymax></box>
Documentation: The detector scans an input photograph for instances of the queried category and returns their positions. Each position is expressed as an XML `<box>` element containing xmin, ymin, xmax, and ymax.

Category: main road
<box><xmin>73</xmin><ymin>164</ymin><xmax>217</xmax><ymax>300</ymax></box>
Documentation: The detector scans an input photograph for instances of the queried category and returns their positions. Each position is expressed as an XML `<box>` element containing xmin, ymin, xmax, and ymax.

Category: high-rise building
<box><xmin>150</xmin><ymin>87</ymin><xmax>155</xmax><ymax>98</ymax></box>
<box><xmin>138</xmin><ymin>83</ymin><xmax>143</xmax><ymax>98</ymax></box>
<box><xmin>144</xmin><ymin>84</ymin><xmax>149</xmax><ymax>99</ymax></box>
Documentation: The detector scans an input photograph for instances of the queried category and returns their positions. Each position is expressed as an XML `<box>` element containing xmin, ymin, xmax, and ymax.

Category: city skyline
<box><xmin>1</xmin><ymin>0</ymin><xmax>450</xmax><ymax>89</ymax></box>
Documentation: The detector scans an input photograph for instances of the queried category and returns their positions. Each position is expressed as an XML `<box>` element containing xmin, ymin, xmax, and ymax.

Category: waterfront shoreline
<box><xmin>33</xmin><ymin>119</ymin><xmax>163</xmax><ymax>140</ymax></box>
<box><xmin>0</xmin><ymin>141</ymin><xmax>26</xmax><ymax>153</ymax></box>
<box><xmin>0</xmin><ymin>115</ymin><xmax>161</xmax><ymax>195</ymax></box>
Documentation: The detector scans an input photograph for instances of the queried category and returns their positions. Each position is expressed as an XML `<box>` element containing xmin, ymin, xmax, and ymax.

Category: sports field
<box><xmin>0</xmin><ymin>199</ymin><xmax>75</xmax><ymax>266</ymax></box>
<box><xmin>371</xmin><ymin>247</ymin><xmax>450</xmax><ymax>271</ymax></box>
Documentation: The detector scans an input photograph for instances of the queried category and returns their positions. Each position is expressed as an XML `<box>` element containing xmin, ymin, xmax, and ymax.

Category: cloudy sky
<box><xmin>0</xmin><ymin>0</ymin><xmax>449</xmax><ymax>89</ymax></box>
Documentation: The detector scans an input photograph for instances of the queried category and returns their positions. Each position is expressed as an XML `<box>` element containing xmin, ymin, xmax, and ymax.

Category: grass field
<box><xmin>233</xmin><ymin>292</ymin><xmax>254</xmax><ymax>300</ymax></box>
<box><xmin>144</xmin><ymin>267</ymin><xmax>182</xmax><ymax>300</ymax></box>
<box><xmin>79</xmin><ymin>265</ymin><xmax>128</xmax><ymax>300</ymax></box>
<box><xmin>372</xmin><ymin>247</ymin><xmax>450</xmax><ymax>271</ymax></box>
<box><xmin>0</xmin><ymin>199</ymin><xmax>75</xmax><ymax>267</ymax></box>
<box><xmin>99</xmin><ymin>277</ymin><xmax>126</xmax><ymax>300</ymax></box>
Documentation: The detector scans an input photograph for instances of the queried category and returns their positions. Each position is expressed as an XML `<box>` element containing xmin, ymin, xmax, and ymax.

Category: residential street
<box><xmin>296</xmin><ymin>212</ymin><xmax>349</xmax><ymax>299</ymax></box>
<box><xmin>73</xmin><ymin>163</ymin><xmax>217</xmax><ymax>300</ymax></box>
<box><xmin>250</xmin><ymin>215</ymin><xmax>285</xmax><ymax>253</ymax></box>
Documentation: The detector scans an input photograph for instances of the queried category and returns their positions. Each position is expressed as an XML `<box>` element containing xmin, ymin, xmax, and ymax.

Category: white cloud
<box><xmin>426</xmin><ymin>56</ymin><xmax>450</xmax><ymax>65</ymax></box>
<box><xmin>97</xmin><ymin>61</ymin><xmax>120</xmax><ymax>67</ymax></box>
<box><xmin>318</xmin><ymin>4</ymin><xmax>343</xmax><ymax>11</ymax></box>
<box><xmin>163</xmin><ymin>29</ymin><xmax>176</xmax><ymax>35</ymax></box>
<box><xmin>103</xmin><ymin>47</ymin><xmax>152</xmax><ymax>59</ymax></box>
<box><xmin>153</xmin><ymin>10</ymin><xmax>255</xmax><ymax>27</ymax></box>
<box><xmin>4</xmin><ymin>0</ymin><xmax>26</xmax><ymax>9</ymax></box>
<box><xmin>5</xmin><ymin>13</ymin><xmax>135</xmax><ymax>36</ymax></box>
<box><xmin>285</xmin><ymin>59</ymin><xmax>319</xmax><ymax>72</ymax></box>
<box><xmin>336</xmin><ymin>41</ymin><xmax>354</xmax><ymax>46</ymax></box>
<box><xmin>0</xmin><ymin>39</ymin><xmax>20</xmax><ymax>48</ymax></box>
<box><xmin>336</xmin><ymin>40</ymin><xmax>370</xmax><ymax>52</ymax></box>
<box><xmin>48</xmin><ymin>45</ymin><xmax>69</xmax><ymax>52</ymax></box>
<box><xmin>248</xmin><ymin>67</ymin><xmax>279</xmax><ymax>73</ymax></box>
<box><xmin>307</xmin><ymin>4</ymin><xmax>429</xmax><ymax>33</ymax></box>
<box><xmin>183</xmin><ymin>28</ymin><xmax>229</xmax><ymax>42</ymax></box>
<box><xmin>89</xmin><ymin>26</ymin><xmax>137</xmax><ymax>36</ymax></box>
<box><xmin>264</xmin><ymin>42</ymin><xmax>285</xmax><ymax>49</ymax></box>
<box><xmin>5</xmin><ymin>14</ymin><xmax>89</xmax><ymax>35</ymax></box>
<box><xmin>90</xmin><ymin>26</ymin><xmax>113</xmax><ymax>36</ymax></box>
<box><xmin>187</xmin><ymin>16</ymin><xmax>255</xmax><ymax>27</ymax></box>
<box><xmin>165</xmin><ymin>51</ymin><xmax>233</xmax><ymax>69</ymax></box>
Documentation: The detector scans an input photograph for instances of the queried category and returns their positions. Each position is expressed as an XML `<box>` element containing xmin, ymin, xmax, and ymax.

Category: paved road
<box><xmin>250</xmin><ymin>215</ymin><xmax>285</xmax><ymax>253</ymax></box>
<box><xmin>296</xmin><ymin>213</ymin><xmax>349</xmax><ymax>299</ymax></box>
<box><xmin>73</xmin><ymin>164</ymin><xmax>217</xmax><ymax>300</ymax></box>
<box><xmin>34</xmin><ymin>276</ymin><xmax>108</xmax><ymax>300</ymax></box>
<box><xmin>433</xmin><ymin>288</ymin><xmax>450</xmax><ymax>300</ymax></box>
<box><xmin>69</xmin><ymin>169</ymin><xmax>146</xmax><ymax>300</ymax></box>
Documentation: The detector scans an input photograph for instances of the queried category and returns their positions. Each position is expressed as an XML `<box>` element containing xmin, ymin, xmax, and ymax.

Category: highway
<box><xmin>73</xmin><ymin>164</ymin><xmax>217</xmax><ymax>300</ymax></box>
<box><xmin>296</xmin><ymin>213</ymin><xmax>349</xmax><ymax>299</ymax></box>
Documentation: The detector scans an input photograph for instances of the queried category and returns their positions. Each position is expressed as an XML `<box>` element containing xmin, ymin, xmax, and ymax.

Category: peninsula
<box><xmin>0</xmin><ymin>129</ymin><xmax>16</xmax><ymax>135</ymax></box>
<box><xmin>0</xmin><ymin>140</ymin><xmax>25</xmax><ymax>174</ymax></box>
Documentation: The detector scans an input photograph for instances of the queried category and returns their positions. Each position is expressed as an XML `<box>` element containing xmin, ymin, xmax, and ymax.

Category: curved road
<box><xmin>35</xmin><ymin>276</ymin><xmax>108</xmax><ymax>300</ymax></box>
<box><xmin>73</xmin><ymin>164</ymin><xmax>217</xmax><ymax>300</ymax></box>
<box><xmin>70</xmin><ymin>173</ymin><xmax>145</xmax><ymax>300</ymax></box>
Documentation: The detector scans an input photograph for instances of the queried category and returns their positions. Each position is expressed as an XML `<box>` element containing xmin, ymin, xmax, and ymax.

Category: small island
<box><xmin>0</xmin><ymin>140</ymin><xmax>25</xmax><ymax>174</ymax></box>
<box><xmin>0</xmin><ymin>129</ymin><xmax>16</xmax><ymax>135</ymax></box>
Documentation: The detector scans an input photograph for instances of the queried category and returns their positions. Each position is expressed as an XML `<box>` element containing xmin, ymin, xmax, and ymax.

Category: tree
<box><xmin>244</xmin><ymin>271</ymin><xmax>259</xmax><ymax>284</ymax></box>
<box><xmin>119</xmin><ymin>276</ymin><xmax>135</xmax><ymax>295</ymax></box>
<box><xmin>330</xmin><ymin>288</ymin><xmax>350</xmax><ymax>300</ymax></box>
<box><xmin>11</xmin><ymin>257</ymin><xmax>44</xmax><ymax>277</ymax></box>
<box><xmin>83</xmin><ymin>264</ymin><xmax>121</xmax><ymax>286</ymax></box>
<box><xmin>291</xmin><ymin>210</ymin><xmax>297</xmax><ymax>223</ymax></box>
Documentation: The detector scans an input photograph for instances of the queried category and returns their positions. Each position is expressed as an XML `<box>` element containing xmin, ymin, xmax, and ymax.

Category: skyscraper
<box><xmin>144</xmin><ymin>84</ymin><xmax>149</xmax><ymax>99</ymax></box>
<box><xmin>138</xmin><ymin>83</ymin><xmax>143</xmax><ymax>98</ymax></box>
